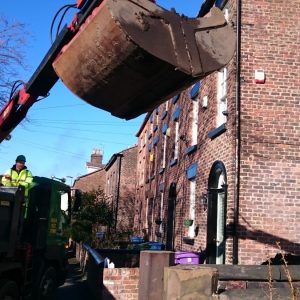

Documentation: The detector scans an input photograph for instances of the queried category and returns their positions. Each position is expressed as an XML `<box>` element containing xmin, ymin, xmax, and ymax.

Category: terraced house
<box><xmin>134</xmin><ymin>0</ymin><xmax>300</xmax><ymax>265</ymax></box>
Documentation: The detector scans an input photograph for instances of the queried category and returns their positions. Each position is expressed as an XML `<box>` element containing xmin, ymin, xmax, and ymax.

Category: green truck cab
<box><xmin>0</xmin><ymin>176</ymin><xmax>77</xmax><ymax>299</ymax></box>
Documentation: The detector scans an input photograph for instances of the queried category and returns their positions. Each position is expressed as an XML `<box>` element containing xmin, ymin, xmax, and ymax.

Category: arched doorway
<box><xmin>166</xmin><ymin>183</ymin><xmax>176</xmax><ymax>250</ymax></box>
<box><xmin>206</xmin><ymin>161</ymin><xmax>227</xmax><ymax>264</ymax></box>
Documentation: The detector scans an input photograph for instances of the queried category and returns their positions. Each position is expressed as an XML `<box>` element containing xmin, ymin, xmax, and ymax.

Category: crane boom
<box><xmin>0</xmin><ymin>0</ymin><xmax>235</xmax><ymax>143</ymax></box>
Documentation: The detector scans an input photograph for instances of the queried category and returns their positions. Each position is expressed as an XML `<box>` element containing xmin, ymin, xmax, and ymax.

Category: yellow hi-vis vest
<box><xmin>1</xmin><ymin>168</ymin><xmax>33</xmax><ymax>196</ymax></box>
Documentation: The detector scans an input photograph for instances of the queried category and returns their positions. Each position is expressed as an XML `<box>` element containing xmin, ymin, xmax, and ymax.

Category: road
<box><xmin>56</xmin><ymin>257</ymin><xmax>96</xmax><ymax>300</ymax></box>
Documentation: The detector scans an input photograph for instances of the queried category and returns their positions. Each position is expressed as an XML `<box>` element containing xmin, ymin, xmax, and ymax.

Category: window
<box><xmin>159</xmin><ymin>191</ymin><xmax>164</xmax><ymax>234</ymax></box>
<box><xmin>172</xmin><ymin>94</ymin><xmax>180</xmax><ymax>104</ymax></box>
<box><xmin>139</xmin><ymin>160</ymin><xmax>144</xmax><ymax>186</ymax></box>
<box><xmin>186</xmin><ymin>163</ymin><xmax>198</xmax><ymax>180</ymax></box>
<box><xmin>173</xmin><ymin>122</ymin><xmax>179</xmax><ymax>160</ymax></box>
<box><xmin>215</xmin><ymin>0</ymin><xmax>225</xmax><ymax>8</ymax></box>
<box><xmin>144</xmin><ymin>131</ymin><xmax>147</xmax><ymax>146</ymax></box>
<box><xmin>160</xmin><ymin>135</ymin><xmax>167</xmax><ymax>169</ymax></box>
<box><xmin>188</xmin><ymin>180</ymin><xmax>196</xmax><ymax>238</ymax></box>
<box><xmin>191</xmin><ymin>100</ymin><xmax>198</xmax><ymax>145</ymax></box>
<box><xmin>150</xmin><ymin>146</ymin><xmax>156</xmax><ymax>178</ymax></box>
<box><xmin>107</xmin><ymin>178</ymin><xmax>110</xmax><ymax>195</ymax></box>
<box><xmin>172</xmin><ymin>106</ymin><xmax>181</xmax><ymax>121</ymax></box>
<box><xmin>162</xmin><ymin>123</ymin><xmax>168</xmax><ymax>135</ymax></box>
<box><xmin>150</xmin><ymin>113</ymin><xmax>153</xmax><ymax>124</ymax></box>
<box><xmin>216</xmin><ymin>67</ymin><xmax>228</xmax><ymax>127</ymax></box>
<box><xmin>161</xmin><ymin>111</ymin><xmax>167</xmax><ymax>120</ymax></box>
<box><xmin>190</xmin><ymin>81</ymin><xmax>201</xmax><ymax>100</ymax></box>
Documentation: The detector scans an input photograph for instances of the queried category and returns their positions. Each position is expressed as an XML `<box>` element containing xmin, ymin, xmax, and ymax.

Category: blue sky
<box><xmin>0</xmin><ymin>1</ymin><xmax>201</xmax><ymax>183</ymax></box>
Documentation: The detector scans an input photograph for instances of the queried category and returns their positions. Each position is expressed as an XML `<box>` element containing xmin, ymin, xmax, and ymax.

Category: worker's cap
<box><xmin>16</xmin><ymin>155</ymin><xmax>26</xmax><ymax>162</ymax></box>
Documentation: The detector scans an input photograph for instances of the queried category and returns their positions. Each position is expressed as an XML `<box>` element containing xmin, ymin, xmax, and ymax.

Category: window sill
<box><xmin>161</xmin><ymin>111</ymin><xmax>167</xmax><ymax>120</ymax></box>
<box><xmin>169</xmin><ymin>159</ymin><xmax>178</xmax><ymax>167</ymax></box>
<box><xmin>185</xmin><ymin>144</ymin><xmax>197</xmax><ymax>155</ymax></box>
<box><xmin>208</xmin><ymin>123</ymin><xmax>226</xmax><ymax>140</ymax></box>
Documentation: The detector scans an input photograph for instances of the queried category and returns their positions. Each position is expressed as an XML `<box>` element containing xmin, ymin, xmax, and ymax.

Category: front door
<box><xmin>206</xmin><ymin>188</ymin><xmax>226</xmax><ymax>264</ymax></box>
<box><xmin>206</xmin><ymin>161</ymin><xmax>227</xmax><ymax>264</ymax></box>
<box><xmin>166</xmin><ymin>183</ymin><xmax>176</xmax><ymax>250</ymax></box>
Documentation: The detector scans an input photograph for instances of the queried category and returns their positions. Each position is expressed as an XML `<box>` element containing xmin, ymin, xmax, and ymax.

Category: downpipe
<box><xmin>233</xmin><ymin>0</ymin><xmax>241</xmax><ymax>265</ymax></box>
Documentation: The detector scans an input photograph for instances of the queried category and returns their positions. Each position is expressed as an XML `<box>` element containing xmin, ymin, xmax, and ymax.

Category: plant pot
<box><xmin>183</xmin><ymin>219</ymin><xmax>193</xmax><ymax>227</ymax></box>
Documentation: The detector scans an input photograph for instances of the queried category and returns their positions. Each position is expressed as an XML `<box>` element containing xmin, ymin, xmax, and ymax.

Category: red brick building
<box><xmin>72</xmin><ymin>168</ymin><xmax>106</xmax><ymax>193</ymax></box>
<box><xmin>105</xmin><ymin>146</ymin><xmax>138</xmax><ymax>232</ymax></box>
<box><xmin>134</xmin><ymin>0</ymin><xmax>300</xmax><ymax>264</ymax></box>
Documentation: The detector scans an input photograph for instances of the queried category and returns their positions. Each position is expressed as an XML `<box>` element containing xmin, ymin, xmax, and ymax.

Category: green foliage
<box><xmin>71</xmin><ymin>188</ymin><xmax>113</xmax><ymax>243</ymax></box>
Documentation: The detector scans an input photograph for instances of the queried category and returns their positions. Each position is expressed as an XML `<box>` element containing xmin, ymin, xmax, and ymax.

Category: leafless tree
<box><xmin>0</xmin><ymin>15</ymin><xmax>28</xmax><ymax>107</ymax></box>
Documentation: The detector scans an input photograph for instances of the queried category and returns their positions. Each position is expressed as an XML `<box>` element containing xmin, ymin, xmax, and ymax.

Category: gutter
<box><xmin>233</xmin><ymin>0</ymin><xmax>241</xmax><ymax>265</ymax></box>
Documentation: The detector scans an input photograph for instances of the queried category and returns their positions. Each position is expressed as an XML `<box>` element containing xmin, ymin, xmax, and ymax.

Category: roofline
<box><xmin>105</xmin><ymin>153</ymin><xmax>123</xmax><ymax>170</ymax></box>
<box><xmin>105</xmin><ymin>144</ymin><xmax>137</xmax><ymax>170</ymax></box>
<box><xmin>74</xmin><ymin>167</ymin><xmax>105</xmax><ymax>180</ymax></box>
<box><xmin>136</xmin><ymin>111</ymin><xmax>151</xmax><ymax>137</ymax></box>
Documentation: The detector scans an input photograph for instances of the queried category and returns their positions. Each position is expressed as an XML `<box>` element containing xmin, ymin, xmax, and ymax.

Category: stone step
<box><xmin>218</xmin><ymin>288</ymin><xmax>300</xmax><ymax>300</ymax></box>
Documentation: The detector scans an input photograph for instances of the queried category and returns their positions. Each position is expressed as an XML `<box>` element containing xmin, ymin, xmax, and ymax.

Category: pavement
<box><xmin>56</xmin><ymin>257</ymin><xmax>96</xmax><ymax>300</ymax></box>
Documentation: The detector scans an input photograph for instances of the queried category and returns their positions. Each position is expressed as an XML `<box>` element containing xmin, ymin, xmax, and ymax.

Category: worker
<box><xmin>1</xmin><ymin>155</ymin><xmax>33</xmax><ymax>190</ymax></box>
<box><xmin>1</xmin><ymin>155</ymin><xmax>33</xmax><ymax>217</ymax></box>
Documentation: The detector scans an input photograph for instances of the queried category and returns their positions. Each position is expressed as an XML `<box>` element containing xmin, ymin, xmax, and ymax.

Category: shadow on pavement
<box><xmin>57</xmin><ymin>257</ymin><xmax>96</xmax><ymax>300</ymax></box>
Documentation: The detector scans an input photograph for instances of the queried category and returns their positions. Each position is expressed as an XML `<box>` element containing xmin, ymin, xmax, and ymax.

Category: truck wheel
<box><xmin>0</xmin><ymin>280</ymin><xmax>19</xmax><ymax>300</ymax></box>
<box><xmin>37</xmin><ymin>266</ymin><xmax>57</xmax><ymax>300</ymax></box>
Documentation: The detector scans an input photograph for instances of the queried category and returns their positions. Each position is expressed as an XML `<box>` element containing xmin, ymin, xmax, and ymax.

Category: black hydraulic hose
<box><xmin>9</xmin><ymin>80</ymin><xmax>24</xmax><ymax>100</ymax></box>
<box><xmin>233</xmin><ymin>0</ymin><xmax>241</xmax><ymax>265</ymax></box>
<box><xmin>50</xmin><ymin>3</ymin><xmax>77</xmax><ymax>44</ymax></box>
<box><xmin>197</xmin><ymin>0</ymin><xmax>216</xmax><ymax>17</ymax></box>
<box><xmin>56</xmin><ymin>5</ymin><xmax>78</xmax><ymax>39</ymax></box>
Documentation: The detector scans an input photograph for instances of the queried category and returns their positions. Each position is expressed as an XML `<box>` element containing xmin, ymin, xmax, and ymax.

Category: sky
<box><xmin>0</xmin><ymin>1</ymin><xmax>202</xmax><ymax>183</ymax></box>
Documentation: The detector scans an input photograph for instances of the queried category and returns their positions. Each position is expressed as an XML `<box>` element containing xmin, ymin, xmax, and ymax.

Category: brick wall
<box><xmin>103</xmin><ymin>268</ymin><xmax>139</xmax><ymax>300</ymax></box>
<box><xmin>105</xmin><ymin>146</ymin><xmax>138</xmax><ymax>232</ymax></box>
<box><xmin>135</xmin><ymin>118</ymin><xmax>151</xmax><ymax>235</ymax></box>
<box><xmin>118</xmin><ymin>146</ymin><xmax>138</xmax><ymax>231</ymax></box>
<box><xmin>73</xmin><ymin>168</ymin><xmax>106</xmax><ymax>192</ymax></box>
<box><xmin>238</xmin><ymin>0</ymin><xmax>300</xmax><ymax>263</ymax></box>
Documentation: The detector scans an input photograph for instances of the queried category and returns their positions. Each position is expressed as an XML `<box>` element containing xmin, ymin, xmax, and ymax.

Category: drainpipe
<box><xmin>114</xmin><ymin>155</ymin><xmax>122</xmax><ymax>231</ymax></box>
<box><xmin>233</xmin><ymin>0</ymin><xmax>241</xmax><ymax>265</ymax></box>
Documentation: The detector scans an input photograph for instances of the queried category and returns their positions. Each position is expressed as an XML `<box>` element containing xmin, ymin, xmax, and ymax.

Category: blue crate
<box><xmin>147</xmin><ymin>242</ymin><xmax>165</xmax><ymax>250</ymax></box>
<box><xmin>130</xmin><ymin>236</ymin><xmax>144</xmax><ymax>244</ymax></box>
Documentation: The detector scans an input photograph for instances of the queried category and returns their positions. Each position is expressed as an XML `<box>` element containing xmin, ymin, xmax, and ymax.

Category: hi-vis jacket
<box><xmin>1</xmin><ymin>165</ymin><xmax>33</xmax><ymax>195</ymax></box>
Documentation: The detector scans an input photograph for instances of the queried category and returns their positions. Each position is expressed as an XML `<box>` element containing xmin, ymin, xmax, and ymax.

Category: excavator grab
<box><xmin>0</xmin><ymin>0</ymin><xmax>235</xmax><ymax>142</ymax></box>
<box><xmin>53</xmin><ymin>0</ymin><xmax>235</xmax><ymax>119</ymax></box>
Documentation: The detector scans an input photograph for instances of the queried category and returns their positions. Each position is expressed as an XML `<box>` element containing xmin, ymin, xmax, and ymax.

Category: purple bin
<box><xmin>175</xmin><ymin>251</ymin><xmax>202</xmax><ymax>265</ymax></box>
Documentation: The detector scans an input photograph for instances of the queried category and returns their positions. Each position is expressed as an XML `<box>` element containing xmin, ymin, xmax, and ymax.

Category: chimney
<box><xmin>91</xmin><ymin>149</ymin><xmax>103</xmax><ymax>165</ymax></box>
<box><xmin>86</xmin><ymin>148</ymin><xmax>104</xmax><ymax>173</ymax></box>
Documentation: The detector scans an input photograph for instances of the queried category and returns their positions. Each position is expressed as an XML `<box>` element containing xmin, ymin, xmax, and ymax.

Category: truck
<box><xmin>0</xmin><ymin>0</ymin><xmax>235</xmax><ymax>142</ymax></box>
<box><xmin>0</xmin><ymin>176</ymin><xmax>78</xmax><ymax>299</ymax></box>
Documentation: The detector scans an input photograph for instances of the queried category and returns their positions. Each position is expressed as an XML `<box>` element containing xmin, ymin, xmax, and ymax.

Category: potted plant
<box><xmin>183</xmin><ymin>219</ymin><xmax>193</xmax><ymax>227</ymax></box>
